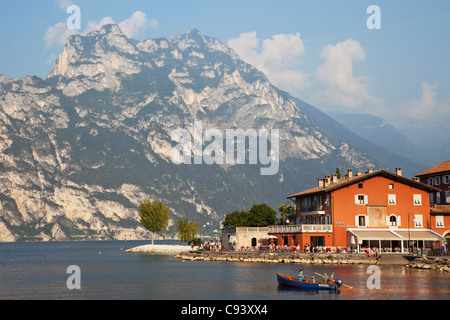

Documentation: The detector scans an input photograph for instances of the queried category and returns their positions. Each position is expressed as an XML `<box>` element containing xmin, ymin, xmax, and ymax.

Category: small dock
<box><xmin>376</xmin><ymin>254</ymin><xmax>409</xmax><ymax>266</ymax></box>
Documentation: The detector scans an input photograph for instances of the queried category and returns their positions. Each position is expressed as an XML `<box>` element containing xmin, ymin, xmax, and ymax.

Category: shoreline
<box><xmin>125</xmin><ymin>245</ymin><xmax>450</xmax><ymax>272</ymax></box>
<box><xmin>126</xmin><ymin>244</ymin><xmax>195</xmax><ymax>254</ymax></box>
<box><xmin>175</xmin><ymin>251</ymin><xmax>379</xmax><ymax>265</ymax></box>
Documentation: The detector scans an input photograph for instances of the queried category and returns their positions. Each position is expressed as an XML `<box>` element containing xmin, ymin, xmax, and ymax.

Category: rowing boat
<box><xmin>276</xmin><ymin>272</ymin><xmax>342</xmax><ymax>291</ymax></box>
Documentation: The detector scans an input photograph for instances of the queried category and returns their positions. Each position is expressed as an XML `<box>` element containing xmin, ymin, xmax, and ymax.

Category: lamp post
<box><xmin>407</xmin><ymin>212</ymin><xmax>417</xmax><ymax>255</ymax></box>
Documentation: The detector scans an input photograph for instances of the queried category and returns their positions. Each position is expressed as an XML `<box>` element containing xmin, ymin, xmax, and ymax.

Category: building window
<box><xmin>413</xmin><ymin>194</ymin><xmax>422</xmax><ymax>206</ymax></box>
<box><xmin>427</xmin><ymin>178</ymin><xmax>434</xmax><ymax>186</ymax></box>
<box><xmin>436</xmin><ymin>192</ymin><xmax>441</xmax><ymax>205</ymax></box>
<box><xmin>389</xmin><ymin>215</ymin><xmax>397</xmax><ymax>226</ymax></box>
<box><xmin>430</xmin><ymin>193</ymin><xmax>434</xmax><ymax>205</ymax></box>
<box><xmin>435</xmin><ymin>176</ymin><xmax>441</xmax><ymax>185</ymax></box>
<box><xmin>389</xmin><ymin>184</ymin><xmax>394</xmax><ymax>189</ymax></box>
<box><xmin>444</xmin><ymin>175</ymin><xmax>450</xmax><ymax>184</ymax></box>
<box><xmin>436</xmin><ymin>216</ymin><xmax>445</xmax><ymax>228</ymax></box>
<box><xmin>356</xmin><ymin>215</ymin><xmax>367</xmax><ymax>227</ymax></box>
<box><xmin>386</xmin><ymin>214</ymin><xmax>401</xmax><ymax>227</ymax></box>
<box><xmin>355</xmin><ymin>194</ymin><xmax>368</xmax><ymax>205</ymax></box>
<box><xmin>388</xmin><ymin>194</ymin><xmax>396</xmax><ymax>205</ymax></box>
<box><xmin>446</xmin><ymin>191</ymin><xmax>450</xmax><ymax>204</ymax></box>
<box><xmin>414</xmin><ymin>215</ymin><xmax>423</xmax><ymax>227</ymax></box>
<box><xmin>325</xmin><ymin>215</ymin><xmax>331</xmax><ymax>224</ymax></box>
<box><xmin>324</xmin><ymin>194</ymin><xmax>330</xmax><ymax>206</ymax></box>
<box><xmin>358</xmin><ymin>183</ymin><xmax>363</xmax><ymax>189</ymax></box>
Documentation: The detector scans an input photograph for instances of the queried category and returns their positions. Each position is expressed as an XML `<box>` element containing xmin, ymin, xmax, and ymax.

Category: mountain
<box><xmin>0</xmin><ymin>25</ymin><xmax>425</xmax><ymax>241</ymax></box>
<box><xmin>400</xmin><ymin>119</ymin><xmax>450</xmax><ymax>164</ymax></box>
<box><xmin>328</xmin><ymin>112</ymin><xmax>433</xmax><ymax>166</ymax></box>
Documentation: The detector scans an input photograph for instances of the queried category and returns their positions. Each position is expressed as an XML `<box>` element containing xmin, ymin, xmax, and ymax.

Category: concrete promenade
<box><xmin>175</xmin><ymin>251</ymin><xmax>450</xmax><ymax>272</ymax></box>
<box><xmin>175</xmin><ymin>251</ymin><xmax>378</xmax><ymax>265</ymax></box>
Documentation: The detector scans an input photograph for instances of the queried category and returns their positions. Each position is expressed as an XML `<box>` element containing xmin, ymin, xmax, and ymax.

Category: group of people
<box><xmin>297</xmin><ymin>269</ymin><xmax>333</xmax><ymax>284</ymax></box>
<box><xmin>191</xmin><ymin>240</ymin><xmax>222</xmax><ymax>252</ymax></box>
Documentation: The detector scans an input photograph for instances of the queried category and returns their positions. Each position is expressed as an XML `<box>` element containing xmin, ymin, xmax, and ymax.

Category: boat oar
<box><xmin>314</xmin><ymin>272</ymin><xmax>354</xmax><ymax>289</ymax></box>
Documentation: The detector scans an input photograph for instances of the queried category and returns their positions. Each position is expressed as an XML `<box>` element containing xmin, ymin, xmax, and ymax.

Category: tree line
<box><xmin>138</xmin><ymin>198</ymin><xmax>200</xmax><ymax>245</ymax></box>
<box><xmin>138</xmin><ymin>198</ymin><xmax>294</xmax><ymax>244</ymax></box>
<box><xmin>222</xmin><ymin>203</ymin><xmax>294</xmax><ymax>228</ymax></box>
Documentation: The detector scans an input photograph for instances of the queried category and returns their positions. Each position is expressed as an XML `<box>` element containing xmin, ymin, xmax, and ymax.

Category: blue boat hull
<box><xmin>277</xmin><ymin>273</ymin><xmax>337</xmax><ymax>291</ymax></box>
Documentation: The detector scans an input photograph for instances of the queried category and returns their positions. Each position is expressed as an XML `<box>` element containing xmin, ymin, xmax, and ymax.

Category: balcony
<box><xmin>268</xmin><ymin>224</ymin><xmax>332</xmax><ymax>234</ymax></box>
<box><xmin>298</xmin><ymin>205</ymin><xmax>325</xmax><ymax>216</ymax></box>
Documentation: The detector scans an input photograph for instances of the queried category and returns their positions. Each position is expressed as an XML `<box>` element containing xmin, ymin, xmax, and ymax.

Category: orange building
<box><xmin>272</xmin><ymin>168</ymin><xmax>445</xmax><ymax>253</ymax></box>
<box><xmin>416</xmin><ymin>161</ymin><xmax>450</xmax><ymax>252</ymax></box>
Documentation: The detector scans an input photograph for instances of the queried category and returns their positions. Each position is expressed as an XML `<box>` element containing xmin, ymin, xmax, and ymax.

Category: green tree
<box><xmin>278</xmin><ymin>203</ymin><xmax>294</xmax><ymax>224</ymax></box>
<box><xmin>222</xmin><ymin>210</ymin><xmax>247</xmax><ymax>228</ymax></box>
<box><xmin>336</xmin><ymin>167</ymin><xmax>342</xmax><ymax>179</ymax></box>
<box><xmin>138</xmin><ymin>198</ymin><xmax>170</xmax><ymax>245</ymax></box>
<box><xmin>174</xmin><ymin>218</ymin><xmax>200</xmax><ymax>245</ymax></box>
<box><xmin>245</xmin><ymin>203</ymin><xmax>277</xmax><ymax>227</ymax></box>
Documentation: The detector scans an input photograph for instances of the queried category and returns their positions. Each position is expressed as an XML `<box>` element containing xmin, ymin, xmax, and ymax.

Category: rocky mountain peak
<box><xmin>46</xmin><ymin>24</ymin><xmax>141</xmax><ymax>96</ymax></box>
<box><xmin>0</xmin><ymin>26</ymin><xmax>420</xmax><ymax>242</ymax></box>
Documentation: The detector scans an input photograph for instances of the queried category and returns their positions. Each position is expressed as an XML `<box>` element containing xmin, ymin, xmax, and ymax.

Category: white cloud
<box><xmin>400</xmin><ymin>82</ymin><xmax>450</xmax><ymax>120</ymax></box>
<box><xmin>44</xmin><ymin>10</ymin><xmax>158</xmax><ymax>48</ymax></box>
<box><xmin>118</xmin><ymin>11</ymin><xmax>149</xmax><ymax>39</ymax></box>
<box><xmin>228</xmin><ymin>32</ymin><xmax>310</xmax><ymax>93</ymax></box>
<box><xmin>84</xmin><ymin>16</ymin><xmax>116</xmax><ymax>35</ymax></box>
<box><xmin>44</xmin><ymin>22</ymin><xmax>77</xmax><ymax>48</ymax></box>
<box><xmin>149</xmin><ymin>18</ymin><xmax>159</xmax><ymax>30</ymax></box>
<box><xmin>314</xmin><ymin>39</ymin><xmax>380</xmax><ymax>109</ymax></box>
<box><xmin>57</xmin><ymin>0</ymin><xmax>74</xmax><ymax>10</ymax></box>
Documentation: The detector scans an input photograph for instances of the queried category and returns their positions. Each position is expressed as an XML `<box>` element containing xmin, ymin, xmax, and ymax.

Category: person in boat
<box><xmin>298</xmin><ymin>269</ymin><xmax>304</xmax><ymax>281</ymax></box>
<box><xmin>322</xmin><ymin>273</ymin><xmax>330</xmax><ymax>284</ymax></box>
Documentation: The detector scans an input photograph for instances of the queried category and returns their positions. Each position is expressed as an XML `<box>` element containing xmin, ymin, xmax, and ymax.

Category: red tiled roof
<box><xmin>287</xmin><ymin>169</ymin><xmax>440</xmax><ymax>199</ymax></box>
<box><xmin>416</xmin><ymin>161</ymin><xmax>450</xmax><ymax>176</ymax></box>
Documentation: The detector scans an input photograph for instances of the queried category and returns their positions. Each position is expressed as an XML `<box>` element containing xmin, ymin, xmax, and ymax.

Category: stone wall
<box><xmin>175</xmin><ymin>251</ymin><xmax>377</xmax><ymax>265</ymax></box>
<box><xmin>406</xmin><ymin>257</ymin><xmax>450</xmax><ymax>273</ymax></box>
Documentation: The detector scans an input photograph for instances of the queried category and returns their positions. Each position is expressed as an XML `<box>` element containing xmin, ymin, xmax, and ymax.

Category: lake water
<box><xmin>1</xmin><ymin>240</ymin><xmax>449</xmax><ymax>301</ymax></box>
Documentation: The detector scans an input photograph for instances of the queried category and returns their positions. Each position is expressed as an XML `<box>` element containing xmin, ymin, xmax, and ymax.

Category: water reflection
<box><xmin>1</xmin><ymin>241</ymin><xmax>449</xmax><ymax>300</ymax></box>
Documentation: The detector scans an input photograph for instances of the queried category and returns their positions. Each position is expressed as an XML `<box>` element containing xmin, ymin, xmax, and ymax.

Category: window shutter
<box><xmin>365</xmin><ymin>215</ymin><xmax>370</xmax><ymax>227</ymax></box>
<box><xmin>355</xmin><ymin>195</ymin><xmax>359</xmax><ymax>204</ymax></box>
<box><xmin>355</xmin><ymin>215</ymin><xmax>359</xmax><ymax>227</ymax></box>
<box><xmin>364</xmin><ymin>195</ymin><xmax>368</xmax><ymax>204</ymax></box>
<box><xmin>397</xmin><ymin>216</ymin><xmax>401</xmax><ymax>226</ymax></box>
<box><xmin>386</xmin><ymin>215</ymin><xmax>390</xmax><ymax>226</ymax></box>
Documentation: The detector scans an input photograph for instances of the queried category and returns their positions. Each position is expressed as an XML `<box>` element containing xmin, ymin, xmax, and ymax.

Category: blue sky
<box><xmin>0</xmin><ymin>0</ymin><xmax>449</xmax><ymax>127</ymax></box>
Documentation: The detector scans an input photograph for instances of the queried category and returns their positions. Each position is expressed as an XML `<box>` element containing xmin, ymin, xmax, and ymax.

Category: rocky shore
<box><xmin>175</xmin><ymin>251</ymin><xmax>378</xmax><ymax>265</ymax></box>
<box><xmin>126</xmin><ymin>244</ymin><xmax>194</xmax><ymax>254</ymax></box>
<box><xmin>406</xmin><ymin>257</ymin><xmax>450</xmax><ymax>273</ymax></box>
<box><xmin>127</xmin><ymin>246</ymin><xmax>450</xmax><ymax>273</ymax></box>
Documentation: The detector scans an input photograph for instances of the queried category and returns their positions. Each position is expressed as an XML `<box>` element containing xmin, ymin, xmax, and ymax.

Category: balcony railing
<box><xmin>268</xmin><ymin>224</ymin><xmax>332</xmax><ymax>234</ymax></box>
<box><xmin>299</xmin><ymin>205</ymin><xmax>325</xmax><ymax>215</ymax></box>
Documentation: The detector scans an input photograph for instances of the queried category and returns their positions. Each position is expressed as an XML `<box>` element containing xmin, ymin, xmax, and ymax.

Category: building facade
<box><xmin>271</xmin><ymin>168</ymin><xmax>444</xmax><ymax>253</ymax></box>
<box><xmin>416</xmin><ymin>161</ymin><xmax>450</xmax><ymax>205</ymax></box>
<box><xmin>416</xmin><ymin>161</ymin><xmax>450</xmax><ymax>252</ymax></box>
<box><xmin>221</xmin><ymin>227</ymin><xmax>270</xmax><ymax>251</ymax></box>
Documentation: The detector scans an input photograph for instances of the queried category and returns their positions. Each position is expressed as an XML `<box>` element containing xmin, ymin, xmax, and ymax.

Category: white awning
<box><xmin>395</xmin><ymin>230</ymin><xmax>444</xmax><ymax>241</ymax></box>
<box><xmin>348</xmin><ymin>229</ymin><xmax>445</xmax><ymax>241</ymax></box>
<box><xmin>348</xmin><ymin>229</ymin><xmax>402</xmax><ymax>241</ymax></box>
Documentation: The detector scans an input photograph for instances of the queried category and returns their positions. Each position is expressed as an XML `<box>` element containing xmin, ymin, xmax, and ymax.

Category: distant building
<box><xmin>416</xmin><ymin>161</ymin><xmax>450</xmax><ymax>205</ymax></box>
<box><xmin>416</xmin><ymin>161</ymin><xmax>450</xmax><ymax>252</ymax></box>
<box><xmin>271</xmin><ymin>168</ymin><xmax>444</xmax><ymax>253</ymax></box>
<box><xmin>221</xmin><ymin>227</ymin><xmax>269</xmax><ymax>251</ymax></box>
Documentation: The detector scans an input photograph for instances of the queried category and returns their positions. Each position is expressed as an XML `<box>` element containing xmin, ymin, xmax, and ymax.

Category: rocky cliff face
<box><xmin>0</xmin><ymin>25</ymin><xmax>388</xmax><ymax>241</ymax></box>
